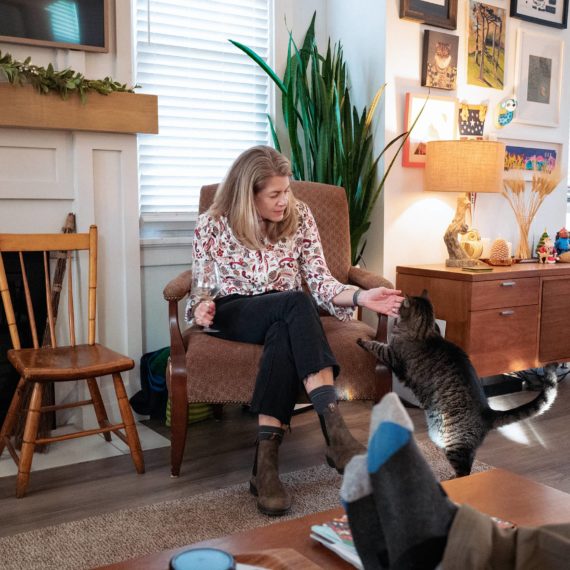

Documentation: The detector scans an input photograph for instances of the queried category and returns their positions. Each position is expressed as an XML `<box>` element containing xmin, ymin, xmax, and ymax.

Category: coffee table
<box><xmin>100</xmin><ymin>468</ymin><xmax>570</xmax><ymax>569</ymax></box>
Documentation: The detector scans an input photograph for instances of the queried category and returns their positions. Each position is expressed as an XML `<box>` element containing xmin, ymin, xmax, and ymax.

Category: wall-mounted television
<box><xmin>0</xmin><ymin>0</ymin><xmax>109</xmax><ymax>53</ymax></box>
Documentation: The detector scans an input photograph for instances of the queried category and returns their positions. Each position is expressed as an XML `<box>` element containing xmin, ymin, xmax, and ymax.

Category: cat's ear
<box><xmin>402</xmin><ymin>296</ymin><xmax>411</xmax><ymax>309</ymax></box>
<box><xmin>420</xmin><ymin>289</ymin><xmax>430</xmax><ymax>300</ymax></box>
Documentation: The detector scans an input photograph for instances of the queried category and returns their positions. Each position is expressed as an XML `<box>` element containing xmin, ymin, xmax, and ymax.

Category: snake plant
<box><xmin>231</xmin><ymin>13</ymin><xmax>421</xmax><ymax>264</ymax></box>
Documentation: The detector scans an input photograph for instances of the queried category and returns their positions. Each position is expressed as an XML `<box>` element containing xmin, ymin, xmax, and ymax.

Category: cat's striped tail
<box><xmin>490</xmin><ymin>363</ymin><xmax>559</xmax><ymax>429</ymax></box>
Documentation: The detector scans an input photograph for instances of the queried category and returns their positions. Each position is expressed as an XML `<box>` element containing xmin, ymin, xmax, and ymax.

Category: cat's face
<box><xmin>435</xmin><ymin>42</ymin><xmax>451</xmax><ymax>57</ymax></box>
<box><xmin>396</xmin><ymin>290</ymin><xmax>436</xmax><ymax>334</ymax></box>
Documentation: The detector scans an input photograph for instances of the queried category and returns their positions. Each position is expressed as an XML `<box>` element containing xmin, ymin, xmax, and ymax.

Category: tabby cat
<box><xmin>358</xmin><ymin>291</ymin><xmax>558</xmax><ymax>477</ymax></box>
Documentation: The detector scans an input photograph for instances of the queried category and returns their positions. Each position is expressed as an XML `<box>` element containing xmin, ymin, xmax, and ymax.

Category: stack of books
<box><xmin>310</xmin><ymin>514</ymin><xmax>363</xmax><ymax>569</ymax></box>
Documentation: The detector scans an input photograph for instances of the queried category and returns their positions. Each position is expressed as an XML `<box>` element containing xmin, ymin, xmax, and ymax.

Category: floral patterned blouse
<box><xmin>186</xmin><ymin>201</ymin><xmax>354</xmax><ymax>323</ymax></box>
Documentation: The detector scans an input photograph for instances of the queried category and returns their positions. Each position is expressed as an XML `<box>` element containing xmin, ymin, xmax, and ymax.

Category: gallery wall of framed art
<box><xmin>371</xmin><ymin>0</ymin><xmax>570</xmax><ymax>280</ymax></box>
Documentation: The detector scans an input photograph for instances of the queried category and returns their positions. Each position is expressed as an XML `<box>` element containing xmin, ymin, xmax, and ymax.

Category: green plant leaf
<box><xmin>229</xmin><ymin>39</ymin><xmax>287</xmax><ymax>95</ymax></box>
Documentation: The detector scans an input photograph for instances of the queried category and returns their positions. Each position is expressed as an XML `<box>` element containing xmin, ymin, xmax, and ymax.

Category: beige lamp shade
<box><xmin>425</xmin><ymin>140</ymin><xmax>505</xmax><ymax>193</ymax></box>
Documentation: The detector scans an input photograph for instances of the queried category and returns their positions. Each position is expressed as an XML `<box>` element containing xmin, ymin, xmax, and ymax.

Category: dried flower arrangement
<box><xmin>502</xmin><ymin>171</ymin><xmax>561</xmax><ymax>259</ymax></box>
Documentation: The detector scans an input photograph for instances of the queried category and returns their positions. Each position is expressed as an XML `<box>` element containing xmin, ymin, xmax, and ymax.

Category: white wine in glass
<box><xmin>191</xmin><ymin>259</ymin><xmax>221</xmax><ymax>332</ymax></box>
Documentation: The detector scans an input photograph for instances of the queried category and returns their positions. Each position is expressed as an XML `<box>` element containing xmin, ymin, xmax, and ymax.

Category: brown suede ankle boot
<box><xmin>319</xmin><ymin>402</ymin><xmax>366</xmax><ymax>474</ymax></box>
<box><xmin>249</xmin><ymin>430</ymin><xmax>291</xmax><ymax>516</ymax></box>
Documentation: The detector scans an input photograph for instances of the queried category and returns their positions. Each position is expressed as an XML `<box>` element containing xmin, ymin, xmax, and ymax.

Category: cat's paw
<box><xmin>356</xmin><ymin>338</ymin><xmax>366</xmax><ymax>348</ymax></box>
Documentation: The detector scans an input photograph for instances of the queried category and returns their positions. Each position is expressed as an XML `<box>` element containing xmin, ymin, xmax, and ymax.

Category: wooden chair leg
<box><xmin>0</xmin><ymin>376</ymin><xmax>26</xmax><ymax>458</ymax></box>
<box><xmin>112</xmin><ymin>373</ymin><xmax>145</xmax><ymax>474</ymax></box>
<box><xmin>16</xmin><ymin>382</ymin><xmax>43</xmax><ymax>498</ymax></box>
<box><xmin>86</xmin><ymin>377</ymin><xmax>112</xmax><ymax>442</ymax></box>
<box><xmin>170</xmin><ymin>387</ymin><xmax>189</xmax><ymax>477</ymax></box>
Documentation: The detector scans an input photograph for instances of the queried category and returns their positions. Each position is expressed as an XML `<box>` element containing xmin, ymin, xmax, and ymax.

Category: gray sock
<box><xmin>367</xmin><ymin>394</ymin><xmax>457</xmax><ymax>570</ymax></box>
<box><xmin>341</xmin><ymin>454</ymin><xmax>389</xmax><ymax>569</ymax></box>
<box><xmin>308</xmin><ymin>385</ymin><xmax>337</xmax><ymax>415</ymax></box>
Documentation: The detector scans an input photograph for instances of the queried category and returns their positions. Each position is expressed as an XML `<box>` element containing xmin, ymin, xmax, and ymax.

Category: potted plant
<box><xmin>231</xmin><ymin>13</ymin><xmax>421</xmax><ymax>264</ymax></box>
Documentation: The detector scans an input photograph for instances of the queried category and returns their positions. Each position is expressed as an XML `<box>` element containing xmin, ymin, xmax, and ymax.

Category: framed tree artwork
<box><xmin>510</xmin><ymin>0</ymin><xmax>568</xmax><ymax>29</ymax></box>
<box><xmin>400</xmin><ymin>0</ymin><xmax>458</xmax><ymax>30</ymax></box>
<box><xmin>514</xmin><ymin>29</ymin><xmax>563</xmax><ymax>127</ymax></box>
<box><xmin>467</xmin><ymin>1</ymin><xmax>507</xmax><ymax>90</ymax></box>
<box><xmin>402</xmin><ymin>93</ymin><xmax>458</xmax><ymax>168</ymax></box>
<box><xmin>421</xmin><ymin>30</ymin><xmax>459</xmax><ymax>90</ymax></box>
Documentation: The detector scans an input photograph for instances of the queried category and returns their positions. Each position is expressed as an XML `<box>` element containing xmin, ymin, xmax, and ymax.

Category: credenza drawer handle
<box><xmin>501</xmin><ymin>281</ymin><xmax>516</xmax><ymax>287</ymax></box>
<box><xmin>500</xmin><ymin>310</ymin><xmax>515</xmax><ymax>316</ymax></box>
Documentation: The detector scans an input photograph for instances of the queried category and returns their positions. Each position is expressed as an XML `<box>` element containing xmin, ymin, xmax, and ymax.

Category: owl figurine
<box><xmin>495</xmin><ymin>97</ymin><xmax>517</xmax><ymax>128</ymax></box>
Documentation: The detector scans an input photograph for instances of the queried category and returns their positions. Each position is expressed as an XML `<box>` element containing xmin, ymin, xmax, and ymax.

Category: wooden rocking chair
<box><xmin>0</xmin><ymin>226</ymin><xmax>145</xmax><ymax>497</ymax></box>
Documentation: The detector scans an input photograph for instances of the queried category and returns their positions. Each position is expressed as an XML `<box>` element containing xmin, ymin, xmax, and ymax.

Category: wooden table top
<box><xmin>99</xmin><ymin>468</ymin><xmax>570</xmax><ymax>569</ymax></box>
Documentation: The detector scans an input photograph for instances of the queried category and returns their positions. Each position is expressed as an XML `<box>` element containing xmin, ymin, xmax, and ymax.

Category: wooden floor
<box><xmin>0</xmin><ymin>379</ymin><xmax>569</xmax><ymax>538</ymax></box>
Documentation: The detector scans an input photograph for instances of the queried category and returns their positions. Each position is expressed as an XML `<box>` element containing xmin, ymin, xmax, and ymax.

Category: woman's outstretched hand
<box><xmin>358</xmin><ymin>287</ymin><xmax>404</xmax><ymax>318</ymax></box>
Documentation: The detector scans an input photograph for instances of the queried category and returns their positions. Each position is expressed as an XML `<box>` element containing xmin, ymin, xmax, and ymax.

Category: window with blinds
<box><xmin>136</xmin><ymin>0</ymin><xmax>272</xmax><ymax>216</ymax></box>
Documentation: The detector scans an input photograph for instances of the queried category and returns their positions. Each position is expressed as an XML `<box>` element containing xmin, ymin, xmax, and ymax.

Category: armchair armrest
<box><xmin>163</xmin><ymin>269</ymin><xmax>192</xmax><ymax>302</ymax></box>
<box><xmin>347</xmin><ymin>266</ymin><xmax>393</xmax><ymax>343</ymax></box>
<box><xmin>348</xmin><ymin>266</ymin><xmax>394</xmax><ymax>290</ymax></box>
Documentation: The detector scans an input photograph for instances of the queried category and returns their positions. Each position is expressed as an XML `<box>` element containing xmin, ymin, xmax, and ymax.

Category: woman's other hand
<box><xmin>359</xmin><ymin>287</ymin><xmax>404</xmax><ymax>318</ymax></box>
<box><xmin>194</xmin><ymin>300</ymin><xmax>216</xmax><ymax>327</ymax></box>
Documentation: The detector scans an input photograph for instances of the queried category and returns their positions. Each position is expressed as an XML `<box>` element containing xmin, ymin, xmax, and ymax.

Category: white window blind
<box><xmin>136</xmin><ymin>0</ymin><xmax>272</xmax><ymax>215</ymax></box>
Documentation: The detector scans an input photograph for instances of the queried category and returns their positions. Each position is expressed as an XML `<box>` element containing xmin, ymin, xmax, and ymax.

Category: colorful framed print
<box><xmin>421</xmin><ymin>30</ymin><xmax>459</xmax><ymax>90</ymax></box>
<box><xmin>458</xmin><ymin>102</ymin><xmax>488</xmax><ymax>138</ymax></box>
<box><xmin>510</xmin><ymin>0</ymin><xmax>568</xmax><ymax>29</ymax></box>
<box><xmin>500</xmin><ymin>138</ymin><xmax>561</xmax><ymax>179</ymax></box>
<box><xmin>514</xmin><ymin>29</ymin><xmax>563</xmax><ymax>127</ymax></box>
<box><xmin>400</xmin><ymin>0</ymin><xmax>458</xmax><ymax>30</ymax></box>
<box><xmin>467</xmin><ymin>2</ymin><xmax>507</xmax><ymax>90</ymax></box>
<box><xmin>402</xmin><ymin>93</ymin><xmax>458</xmax><ymax>168</ymax></box>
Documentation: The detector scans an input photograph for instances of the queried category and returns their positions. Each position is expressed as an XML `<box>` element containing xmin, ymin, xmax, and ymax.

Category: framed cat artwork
<box><xmin>400</xmin><ymin>0</ymin><xmax>458</xmax><ymax>30</ymax></box>
<box><xmin>421</xmin><ymin>30</ymin><xmax>459</xmax><ymax>90</ymax></box>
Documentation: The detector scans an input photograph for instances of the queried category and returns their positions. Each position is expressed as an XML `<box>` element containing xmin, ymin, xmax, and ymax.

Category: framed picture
<box><xmin>421</xmin><ymin>30</ymin><xmax>459</xmax><ymax>90</ymax></box>
<box><xmin>467</xmin><ymin>2</ymin><xmax>507</xmax><ymax>90</ymax></box>
<box><xmin>500</xmin><ymin>138</ymin><xmax>561</xmax><ymax>179</ymax></box>
<box><xmin>400</xmin><ymin>0</ymin><xmax>458</xmax><ymax>30</ymax></box>
<box><xmin>514</xmin><ymin>29</ymin><xmax>563</xmax><ymax>127</ymax></box>
<box><xmin>510</xmin><ymin>0</ymin><xmax>568</xmax><ymax>29</ymax></box>
<box><xmin>402</xmin><ymin>93</ymin><xmax>458</xmax><ymax>168</ymax></box>
<box><xmin>458</xmin><ymin>102</ymin><xmax>488</xmax><ymax>139</ymax></box>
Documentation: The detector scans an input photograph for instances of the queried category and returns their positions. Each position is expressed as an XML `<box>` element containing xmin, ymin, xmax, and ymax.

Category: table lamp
<box><xmin>425</xmin><ymin>140</ymin><xmax>505</xmax><ymax>267</ymax></box>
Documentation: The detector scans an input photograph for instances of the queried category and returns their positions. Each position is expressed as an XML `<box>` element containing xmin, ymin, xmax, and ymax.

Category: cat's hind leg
<box><xmin>444</xmin><ymin>445</ymin><xmax>475</xmax><ymax>478</ymax></box>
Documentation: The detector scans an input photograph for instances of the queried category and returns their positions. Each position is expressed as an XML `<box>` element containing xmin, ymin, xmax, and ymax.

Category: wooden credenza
<box><xmin>396</xmin><ymin>263</ymin><xmax>570</xmax><ymax>377</ymax></box>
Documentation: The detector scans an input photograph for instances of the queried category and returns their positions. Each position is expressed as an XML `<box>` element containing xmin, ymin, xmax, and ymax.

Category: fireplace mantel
<box><xmin>0</xmin><ymin>84</ymin><xmax>158</xmax><ymax>134</ymax></box>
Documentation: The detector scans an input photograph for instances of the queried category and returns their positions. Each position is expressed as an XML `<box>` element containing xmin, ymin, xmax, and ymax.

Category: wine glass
<box><xmin>191</xmin><ymin>259</ymin><xmax>221</xmax><ymax>333</ymax></box>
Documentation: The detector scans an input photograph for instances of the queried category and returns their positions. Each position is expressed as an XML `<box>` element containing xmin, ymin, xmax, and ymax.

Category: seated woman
<box><xmin>187</xmin><ymin>146</ymin><xmax>403</xmax><ymax>516</ymax></box>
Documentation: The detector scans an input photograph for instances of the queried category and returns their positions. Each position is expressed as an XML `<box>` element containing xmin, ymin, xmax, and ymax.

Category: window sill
<box><xmin>139</xmin><ymin>214</ymin><xmax>196</xmax><ymax>267</ymax></box>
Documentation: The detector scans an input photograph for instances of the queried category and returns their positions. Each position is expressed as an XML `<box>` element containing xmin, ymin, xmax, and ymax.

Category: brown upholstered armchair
<box><xmin>163</xmin><ymin>181</ymin><xmax>393</xmax><ymax>476</ymax></box>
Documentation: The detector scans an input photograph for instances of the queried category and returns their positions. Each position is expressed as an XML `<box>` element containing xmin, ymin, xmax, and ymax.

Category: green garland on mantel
<box><xmin>0</xmin><ymin>50</ymin><xmax>138</xmax><ymax>103</ymax></box>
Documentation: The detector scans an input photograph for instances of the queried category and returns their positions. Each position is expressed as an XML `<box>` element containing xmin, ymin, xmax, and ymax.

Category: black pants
<box><xmin>212</xmin><ymin>290</ymin><xmax>339</xmax><ymax>425</ymax></box>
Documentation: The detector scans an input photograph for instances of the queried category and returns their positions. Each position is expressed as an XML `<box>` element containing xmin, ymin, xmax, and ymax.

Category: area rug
<box><xmin>0</xmin><ymin>440</ymin><xmax>491</xmax><ymax>570</ymax></box>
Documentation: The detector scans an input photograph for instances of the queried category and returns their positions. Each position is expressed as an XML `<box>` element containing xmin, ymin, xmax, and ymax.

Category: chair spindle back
<box><xmin>0</xmin><ymin>226</ymin><xmax>98</xmax><ymax>350</ymax></box>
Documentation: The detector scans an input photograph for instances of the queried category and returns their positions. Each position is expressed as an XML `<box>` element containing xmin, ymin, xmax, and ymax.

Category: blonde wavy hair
<box><xmin>209</xmin><ymin>146</ymin><xmax>298</xmax><ymax>250</ymax></box>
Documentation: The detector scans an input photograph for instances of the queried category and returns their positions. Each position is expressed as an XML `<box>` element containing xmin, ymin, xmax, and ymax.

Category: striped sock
<box><xmin>367</xmin><ymin>393</ymin><xmax>457</xmax><ymax>570</ymax></box>
<box><xmin>340</xmin><ymin>454</ymin><xmax>389</xmax><ymax>569</ymax></box>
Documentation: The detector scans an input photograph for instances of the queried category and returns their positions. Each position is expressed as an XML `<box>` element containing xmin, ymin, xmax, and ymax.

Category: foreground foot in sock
<box><xmin>341</xmin><ymin>454</ymin><xmax>389</xmax><ymax>570</ymax></box>
<box><xmin>367</xmin><ymin>393</ymin><xmax>457</xmax><ymax>569</ymax></box>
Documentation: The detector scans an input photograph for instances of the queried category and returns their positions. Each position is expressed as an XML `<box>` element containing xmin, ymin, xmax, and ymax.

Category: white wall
<box><xmin>0</xmin><ymin>1</ymin><xmax>142</xmax><ymax>425</ymax></box>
